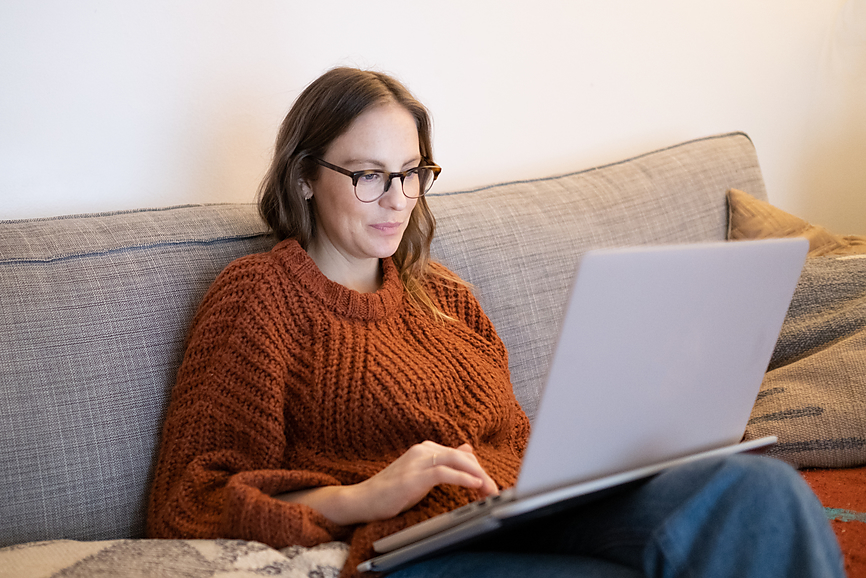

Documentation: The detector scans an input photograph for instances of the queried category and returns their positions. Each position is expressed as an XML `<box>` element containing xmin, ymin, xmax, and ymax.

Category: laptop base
<box><xmin>359</xmin><ymin>436</ymin><xmax>777</xmax><ymax>573</ymax></box>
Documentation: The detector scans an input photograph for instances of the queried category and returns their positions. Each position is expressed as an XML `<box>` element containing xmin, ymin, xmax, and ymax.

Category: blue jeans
<box><xmin>388</xmin><ymin>454</ymin><xmax>844</xmax><ymax>578</ymax></box>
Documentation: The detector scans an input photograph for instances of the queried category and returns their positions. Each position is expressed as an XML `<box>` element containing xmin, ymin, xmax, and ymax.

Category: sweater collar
<box><xmin>273</xmin><ymin>239</ymin><xmax>403</xmax><ymax>320</ymax></box>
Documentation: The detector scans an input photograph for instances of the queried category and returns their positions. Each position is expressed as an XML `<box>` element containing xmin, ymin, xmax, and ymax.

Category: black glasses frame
<box><xmin>312</xmin><ymin>157</ymin><xmax>441</xmax><ymax>203</ymax></box>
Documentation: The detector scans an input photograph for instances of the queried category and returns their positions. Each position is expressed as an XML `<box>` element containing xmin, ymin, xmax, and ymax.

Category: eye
<box><xmin>358</xmin><ymin>171</ymin><xmax>383</xmax><ymax>184</ymax></box>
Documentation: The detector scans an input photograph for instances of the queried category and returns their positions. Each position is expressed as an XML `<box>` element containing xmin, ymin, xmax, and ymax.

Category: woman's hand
<box><xmin>276</xmin><ymin>441</ymin><xmax>498</xmax><ymax>526</ymax></box>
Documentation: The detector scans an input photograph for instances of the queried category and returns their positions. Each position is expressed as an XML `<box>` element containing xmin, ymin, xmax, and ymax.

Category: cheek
<box><xmin>314</xmin><ymin>184</ymin><xmax>362</xmax><ymax>224</ymax></box>
<box><xmin>406</xmin><ymin>200</ymin><xmax>420</xmax><ymax>222</ymax></box>
<box><xmin>317</xmin><ymin>200</ymin><xmax>360</xmax><ymax>234</ymax></box>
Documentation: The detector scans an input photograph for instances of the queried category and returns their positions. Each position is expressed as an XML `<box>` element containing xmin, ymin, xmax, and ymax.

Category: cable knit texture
<box><xmin>147</xmin><ymin>239</ymin><xmax>530</xmax><ymax>577</ymax></box>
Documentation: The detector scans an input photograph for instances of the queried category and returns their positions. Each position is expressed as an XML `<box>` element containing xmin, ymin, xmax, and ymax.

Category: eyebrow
<box><xmin>344</xmin><ymin>156</ymin><xmax>423</xmax><ymax>170</ymax></box>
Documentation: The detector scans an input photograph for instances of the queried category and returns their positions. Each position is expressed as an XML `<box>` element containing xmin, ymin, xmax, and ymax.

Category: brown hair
<box><xmin>258</xmin><ymin>67</ymin><xmax>460</xmax><ymax>319</ymax></box>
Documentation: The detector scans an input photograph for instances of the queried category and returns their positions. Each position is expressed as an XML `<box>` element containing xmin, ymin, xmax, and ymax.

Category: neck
<box><xmin>338</xmin><ymin>263</ymin><xmax>383</xmax><ymax>294</ymax></box>
<box><xmin>305</xmin><ymin>242</ymin><xmax>382</xmax><ymax>294</ymax></box>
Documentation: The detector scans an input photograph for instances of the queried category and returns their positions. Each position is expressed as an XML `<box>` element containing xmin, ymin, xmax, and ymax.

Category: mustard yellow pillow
<box><xmin>727</xmin><ymin>188</ymin><xmax>866</xmax><ymax>257</ymax></box>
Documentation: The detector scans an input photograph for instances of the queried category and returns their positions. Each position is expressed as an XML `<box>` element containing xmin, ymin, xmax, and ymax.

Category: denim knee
<box><xmin>706</xmin><ymin>453</ymin><xmax>815</xmax><ymax>511</ymax></box>
<box><xmin>644</xmin><ymin>453</ymin><xmax>844</xmax><ymax>578</ymax></box>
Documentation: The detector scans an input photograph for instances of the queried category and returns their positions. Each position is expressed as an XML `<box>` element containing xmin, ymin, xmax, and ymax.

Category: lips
<box><xmin>370</xmin><ymin>222</ymin><xmax>403</xmax><ymax>234</ymax></box>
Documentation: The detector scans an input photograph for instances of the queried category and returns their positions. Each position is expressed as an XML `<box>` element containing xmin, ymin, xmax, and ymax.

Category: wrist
<box><xmin>277</xmin><ymin>484</ymin><xmax>365</xmax><ymax>526</ymax></box>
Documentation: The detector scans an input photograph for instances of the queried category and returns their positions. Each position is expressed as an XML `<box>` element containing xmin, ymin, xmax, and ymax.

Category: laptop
<box><xmin>358</xmin><ymin>238</ymin><xmax>808</xmax><ymax>573</ymax></box>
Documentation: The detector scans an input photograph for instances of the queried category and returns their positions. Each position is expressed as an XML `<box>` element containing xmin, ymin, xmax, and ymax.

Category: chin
<box><xmin>370</xmin><ymin>241</ymin><xmax>403</xmax><ymax>260</ymax></box>
<box><xmin>362</xmin><ymin>228</ymin><xmax>407</xmax><ymax>260</ymax></box>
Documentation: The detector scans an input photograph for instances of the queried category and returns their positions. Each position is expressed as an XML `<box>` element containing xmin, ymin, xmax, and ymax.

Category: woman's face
<box><xmin>304</xmin><ymin>102</ymin><xmax>421</xmax><ymax>285</ymax></box>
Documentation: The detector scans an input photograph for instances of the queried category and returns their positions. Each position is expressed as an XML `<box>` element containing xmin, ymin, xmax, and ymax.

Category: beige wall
<box><xmin>2</xmin><ymin>0</ymin><xmax>864</xmax><ymax>233</ymax></box>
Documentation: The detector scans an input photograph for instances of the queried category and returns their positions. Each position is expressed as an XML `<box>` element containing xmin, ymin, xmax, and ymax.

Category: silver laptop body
<box><xmin>359</xmin><ymin>238</ymin><xmax>808</xmax><ymax>573</ymax></box>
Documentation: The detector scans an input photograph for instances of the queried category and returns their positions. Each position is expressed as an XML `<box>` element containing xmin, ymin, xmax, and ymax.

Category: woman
<box><xmin>148</xmin><ymin>67</ymin><xmax>843</xmax><ymax>578</ymax></box>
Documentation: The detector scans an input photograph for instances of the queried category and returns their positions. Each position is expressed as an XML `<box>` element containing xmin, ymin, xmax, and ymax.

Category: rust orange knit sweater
<box><xmin>147</xmin><ymin>239</ymin><xmax>530</xmax><ymax>576</ymax></box>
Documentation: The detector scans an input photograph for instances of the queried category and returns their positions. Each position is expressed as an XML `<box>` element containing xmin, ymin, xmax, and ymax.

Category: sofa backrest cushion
<box><xmin>0</xmin><ymin>132</ymin><xmax>767</xmax><ymax>544</ymax></box>
<box><xmin>428</xmin><ymin>132</ymin><xmax>768</xmax><ymax>421</ymax></box>
<box><xmin>0</xmin><ymin>206</ymin><xmax>275</xmax><ymax>545</ymax></box>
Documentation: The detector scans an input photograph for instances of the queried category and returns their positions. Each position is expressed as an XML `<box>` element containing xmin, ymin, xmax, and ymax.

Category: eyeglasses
<box><xmin>313</xmin><ymin>158</ymin><xmax>442</xmax><ymax>203</ymax></box>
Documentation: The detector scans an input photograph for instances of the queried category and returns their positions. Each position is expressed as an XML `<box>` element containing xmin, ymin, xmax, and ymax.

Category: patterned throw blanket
<box><xmin>0</xmin><ymin>539</ymin><xmax>350</xmax><ymax>577</ymax></box>
<box><xmin>745</xmin><ymin>255</ymin><xmax>866</xmax><ymax>468</ymax></box>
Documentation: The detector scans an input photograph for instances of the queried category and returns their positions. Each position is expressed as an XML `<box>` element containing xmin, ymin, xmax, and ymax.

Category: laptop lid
<box><xmin>362</xmin><ymin>239</ymin><xmax>806</xmax><ymax>572</ymax></box>
<box><xmin>515</xmin><ymin>238</ymin><xmax>808</xmax><ymax>498</ymax></box>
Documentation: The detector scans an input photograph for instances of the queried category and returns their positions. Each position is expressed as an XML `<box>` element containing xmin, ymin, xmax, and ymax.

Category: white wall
<box><xmin>2</xmin><ymin>0</ymin><xmax>864</xmax><ymax>233</ymax></box>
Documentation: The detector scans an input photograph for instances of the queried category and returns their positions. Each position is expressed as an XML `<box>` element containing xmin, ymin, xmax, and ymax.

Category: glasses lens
<box><xmin>354</xmin><ymin>171</ymin><xmax>385</xmax><ymax>202</ymax></box>
<box><xmin>353</xmin><ymin>167</ymin><xmax>438</xmax><ymax>202</ymax></box>
<box><xmin>404</xmin><ymin>167</ymin><xmax>436</xmax><ymax>198</ymax></box>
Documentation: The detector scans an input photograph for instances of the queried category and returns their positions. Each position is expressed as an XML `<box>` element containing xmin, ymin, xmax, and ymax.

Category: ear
<box><xmin>299</xmin><ymin>179</ymin><xmax>313</xmax><ymax>201</ymax></box>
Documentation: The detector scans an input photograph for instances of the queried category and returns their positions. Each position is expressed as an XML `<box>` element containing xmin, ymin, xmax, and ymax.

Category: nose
<box><xmin>379</xmin><ymin>175</ymin><xmax>409</xmax><ymax>209</ymax></box>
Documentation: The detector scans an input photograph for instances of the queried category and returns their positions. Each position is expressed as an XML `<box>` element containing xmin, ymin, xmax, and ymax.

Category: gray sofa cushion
<box><xmin>0</xmin><ymin>132</ymin><xmax>767</xmax><ymax>547</ymax></box>
<box><xmin>428</xmin><ymin>132</ymin><xmax>768</xmax><ymax>420</ymax></box>
<box><xmin>0</xmin><ymin>206</ymin><xmax>275</xmax><ymax>546</ymax></box>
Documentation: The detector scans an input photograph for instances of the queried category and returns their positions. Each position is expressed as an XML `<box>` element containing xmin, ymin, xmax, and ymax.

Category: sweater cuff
<box><xmin>223</xmin><ymin>469</ymin><xmax>350</xmax><ymax>547</ymax></box>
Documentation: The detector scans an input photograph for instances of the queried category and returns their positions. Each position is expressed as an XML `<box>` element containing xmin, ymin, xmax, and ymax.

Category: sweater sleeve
<box><xmin>147</xmin><ymin>256</ymin><xmax>348</xmax><ymax>548</ymax></box>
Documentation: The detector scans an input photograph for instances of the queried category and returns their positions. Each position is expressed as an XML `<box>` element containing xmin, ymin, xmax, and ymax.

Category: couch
<box><xmin>2</xmin><ymin>132</ymin><xmax>864</xmax><ymax>577</ymax></box>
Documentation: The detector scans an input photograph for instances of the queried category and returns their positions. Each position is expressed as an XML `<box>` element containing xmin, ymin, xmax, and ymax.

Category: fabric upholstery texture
<box><xmin>744</xmin><ymin>255</ymin><xmax>866</xmax><ymax>468</ymax></box>
<box><xmin>0</xmin><ymin>205</ymin><xmax>275</xmax><ymax>546</ymax></box>
<box><xmin>429</xmin><ymin>132</ymin><xmax>768</xmax><ymax>419</ymax></box>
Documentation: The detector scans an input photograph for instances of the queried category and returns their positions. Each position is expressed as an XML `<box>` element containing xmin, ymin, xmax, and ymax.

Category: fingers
<box><xmin>419</xmin><ymin>441</ymin><xmax>499</xmax><ymax>497</ymax></box>
<box><xmin>428</xmin><ymin>462</ymin><xmax>486</xmax><ymax>491</ymax></box>
<box><xmin>348</xmin><ymin>441</ymin><xmax>500</xmax><ymax>522</ymax></box>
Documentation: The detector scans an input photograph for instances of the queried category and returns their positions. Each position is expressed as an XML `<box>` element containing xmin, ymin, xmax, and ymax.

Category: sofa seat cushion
<box><xmin>0</xmin><ymin>539</ymin><xmax>349</xmax><ymax>578</ymax></box>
